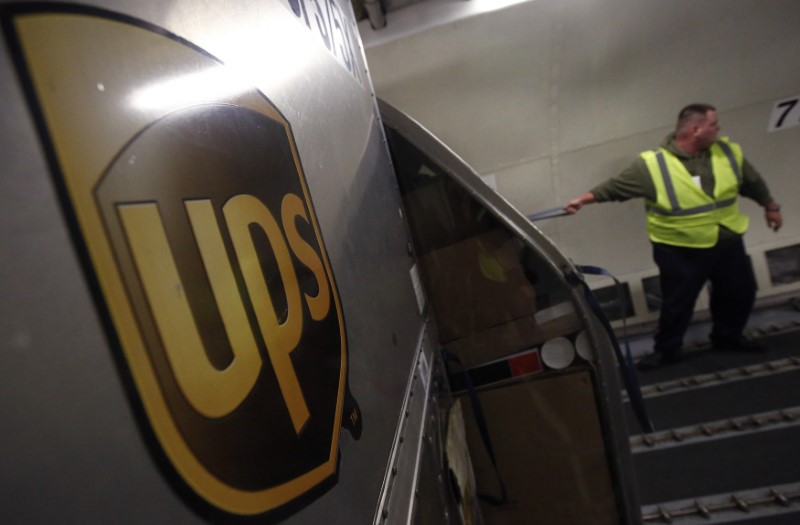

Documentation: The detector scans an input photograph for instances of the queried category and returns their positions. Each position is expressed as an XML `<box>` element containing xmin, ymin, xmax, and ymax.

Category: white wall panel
<box><xmin>490</xmin><ymin>156</ymin><xmax>554</xmax><ymax>216</ymax></box>
<box><xmin>557</xmin><ymin>0</ymin><xmax>800</xmax><ymax>149</ymax></box>
<box><xmin>365</xmin><ymin>0</ymin><xmax>800</xmax><ymax>314</ymax></box>
<box><xmin>366</xmin><ymin>0</ymin><xmax>556</xmax><ymax>173</ymax></box>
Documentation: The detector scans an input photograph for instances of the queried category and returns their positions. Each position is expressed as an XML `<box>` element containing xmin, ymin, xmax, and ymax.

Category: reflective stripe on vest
<box><xmin>642</xmin><ymin>138</ymin><xmax>749</xmax><ymax>248</ymax></box>
<box><xmin>646</xmin><ymin>150</ymin><xmax>738</xmax><ymax>216</ymax></box>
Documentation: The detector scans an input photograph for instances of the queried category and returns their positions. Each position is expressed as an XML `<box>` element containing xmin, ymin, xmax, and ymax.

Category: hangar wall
<box><xmin>364</xmin><ymin>0</ymin><xmax>800</xmax><ymax>325</ymax></box>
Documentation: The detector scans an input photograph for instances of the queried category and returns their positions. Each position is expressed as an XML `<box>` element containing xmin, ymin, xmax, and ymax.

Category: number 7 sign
<box><xmin>768</xmin><ymin>95</ymin><xmax>800</xmax><ymax>132</ymax></box>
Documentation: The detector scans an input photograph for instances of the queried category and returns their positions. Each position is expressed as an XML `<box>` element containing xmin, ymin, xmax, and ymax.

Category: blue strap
<box><xmin>526</xmin><ymin>207</ymin><xmax>570</xmax><ymax>222</ymax></box>
<box><xmin>573</xmin><ymin>265</ymin><xmax>655</xmax><ymax>434</ymax></box>
<box><xmin>443</xmin><ymin>352</ymin><xmax>510</xmax><ymax>506</ymax></box>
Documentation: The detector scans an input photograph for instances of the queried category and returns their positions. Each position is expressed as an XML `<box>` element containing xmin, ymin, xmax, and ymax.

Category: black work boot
<box><xmin>710</xmin><ymin>335</ymin><xmax>766</xmax><ymax>353</ymax></box>
<box><xmin>637</xmin><ymin>349</ymin><xmax>682</xmax><ymax>370</ymax></box>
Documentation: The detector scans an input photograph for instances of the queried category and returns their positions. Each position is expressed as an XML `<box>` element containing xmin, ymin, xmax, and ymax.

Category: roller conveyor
<box><xmin>626</xmin><ymin>303</ymin><xmax>800</xmax><ymax>523</ymax></box>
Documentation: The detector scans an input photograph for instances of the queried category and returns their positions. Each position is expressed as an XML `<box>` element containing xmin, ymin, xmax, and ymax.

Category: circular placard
<box><xmin>541</xmin><ymin>337</ymin><xmax>576</xmax><ymax>370</ymax></box>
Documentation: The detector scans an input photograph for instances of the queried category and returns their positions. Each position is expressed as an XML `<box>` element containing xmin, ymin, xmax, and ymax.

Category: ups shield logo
<box><xmin>6</xmin><ymin>6</ymin><xmax>359</xmax><ymax>516</ymax></box>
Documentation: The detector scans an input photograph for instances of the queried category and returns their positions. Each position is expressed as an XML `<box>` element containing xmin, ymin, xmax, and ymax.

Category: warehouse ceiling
<box><xmin>351</xmin><ymin>0</ymin><xmax>532</xmax><ymax>48</ymax></box>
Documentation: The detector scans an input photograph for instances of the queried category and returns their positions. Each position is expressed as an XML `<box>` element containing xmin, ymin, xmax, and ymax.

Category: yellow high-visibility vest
<box><xmin>642</xmin><ymin>138</ymin><xmax>749</xmax><ymax>248</ymax></box>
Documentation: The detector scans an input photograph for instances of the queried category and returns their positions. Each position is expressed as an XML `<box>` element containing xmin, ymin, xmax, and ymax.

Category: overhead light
<box><xmin>365</xmin><ymin>0</ymin><xmax>386</xmax><ymax>30</ymax></box>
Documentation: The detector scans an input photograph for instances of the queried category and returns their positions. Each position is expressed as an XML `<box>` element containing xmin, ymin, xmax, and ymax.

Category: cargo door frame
<box><xmin>378</xmin><ymin>98</ymin><xmax>642</xmax><ymax>525</ymax></box>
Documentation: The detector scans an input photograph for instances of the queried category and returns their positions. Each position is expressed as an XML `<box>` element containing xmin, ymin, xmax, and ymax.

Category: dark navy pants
<box><xmin>652</xmin><ymin>237</ymin><xmax>756</xmax><ymax>356</ymax></box>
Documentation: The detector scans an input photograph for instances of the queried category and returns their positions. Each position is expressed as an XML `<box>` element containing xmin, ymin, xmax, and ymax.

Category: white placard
<box><xmin>541</xmin><ymin>337</ymin><xmax>576</xmax><ymax>370</ymax></box>
<box><xmin>767</xmin><ymin>95</ymin><xmax>800</xmax><ymax>132</ymax></box>
<box><xmin>417</xmin><ymin>346</ymin><xmax>431</xmax><ymax>395</ymax></box>
<box><xmin>575</xmin><ymin>330</ymin><xmax>595</xmax><ymax>361</ymax></box>
<box><xmin>409</xmin><ymin>264</ymin><xmax>425</xmax><ymax>313</ymax></box>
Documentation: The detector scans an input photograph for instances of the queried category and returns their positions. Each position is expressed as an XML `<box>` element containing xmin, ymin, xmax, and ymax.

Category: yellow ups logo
<box><xmin>5</xmin><ymin>6</ymin><xmax>359</xmax><ymax>516</ymax></box>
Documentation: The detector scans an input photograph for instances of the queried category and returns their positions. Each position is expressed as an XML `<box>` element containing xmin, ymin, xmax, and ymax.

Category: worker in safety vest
<box><xmin>564</xmin><ymin>103</ymin><xmax>783</xmax><ymax>369</ymax></box>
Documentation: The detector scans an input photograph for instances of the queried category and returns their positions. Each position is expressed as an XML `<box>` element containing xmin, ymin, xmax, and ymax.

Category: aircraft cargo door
<box><xmin>379</xmin><ymin>99</ymin><xmax>642</xmax><ymax>525</ymax></box>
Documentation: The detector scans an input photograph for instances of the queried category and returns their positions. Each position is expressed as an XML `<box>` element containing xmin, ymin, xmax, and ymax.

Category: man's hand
<box><xmin>766</xmin><ymin>208</ymin><xmax>782</xmax><ymax>232</ymax></box>
<box><xmin>564</xmin><ymin>192</ymin><xmax>597</xmax><ymax>214</ymax></box>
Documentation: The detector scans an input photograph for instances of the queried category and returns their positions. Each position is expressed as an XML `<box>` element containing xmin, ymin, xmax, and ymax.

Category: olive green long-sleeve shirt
<box><xmin>590</xmin><ymin>134</ymin><xmax>773</xmax><ymax>206</ymax></box>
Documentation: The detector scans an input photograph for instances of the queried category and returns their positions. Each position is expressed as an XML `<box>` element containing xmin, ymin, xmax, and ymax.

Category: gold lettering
<box><xmin>281</xmin><ymin>193</ymin><xmax>330</xmax><ymax>321</ymax></box>
<box><xmin>224</xmin><ymin>194</ymin><xmax>309</xmax><ymax>434</ymax></box>
<box><xmin>119</xmin><ymin>202</ymin><xmax>262</xmax><ymax>418</ymax></box>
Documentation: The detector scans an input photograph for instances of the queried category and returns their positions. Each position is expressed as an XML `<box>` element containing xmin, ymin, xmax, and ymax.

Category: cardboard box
<box><xmin>442</xmin><ymin>307</ymin><xmax>584</xmax><ymax>369</ymax></box>
<box><xmin>419</xmin><ymin>228</ymin><xmax>537</xmax><ymax>343</ymax></box>
<box><xmin>459</xmin><ymin>372</ymin><xmax>619</xmax><ymax>525</ymax></box>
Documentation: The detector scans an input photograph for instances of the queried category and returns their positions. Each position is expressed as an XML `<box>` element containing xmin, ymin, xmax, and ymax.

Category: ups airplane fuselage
<box><xmin>2</xmin><ymin>1</ymin><xmax>798</xmax><ymax>524</ymax></box>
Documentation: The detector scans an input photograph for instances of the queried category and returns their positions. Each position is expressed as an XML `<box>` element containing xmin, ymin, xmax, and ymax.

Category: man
<box><xmin>565</xmin><ymin>104</ymin><xmax>782</xmax><ymax>368</ymax></box>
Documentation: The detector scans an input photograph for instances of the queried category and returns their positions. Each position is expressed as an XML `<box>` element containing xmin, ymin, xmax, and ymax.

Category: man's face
<box><xmin>695</xmin><ymin>110</ymin><xmax>720</xmax><ymax>149</ymax></box>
